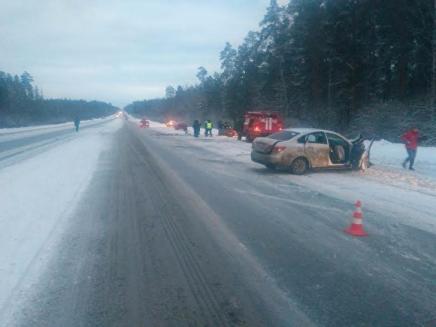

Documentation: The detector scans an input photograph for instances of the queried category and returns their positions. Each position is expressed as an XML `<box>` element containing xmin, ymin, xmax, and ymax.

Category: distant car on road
<box><xmin>166</xmin><ymin>120</ymin><xmax>176</xmax><ymax>128</ymax></box>
<box><xmin>218</xmin><ymin>121</ymin><xmax>238</xmax><ymax>138</ymax></box>
<box><xmin>222</xmin><ymin>128</ymin><xmax>238</xmax><ymax>138</ymax></box>
<box><xmin>139</xmin><ymin>118</ymin><xmax>150</xmax><ymax>128</ymax></box>
<box><xmin>174</xmin><ymin>122</ymin><xmax>188</xmax><ymax>133</ymax></box>
<box><xmin>251</xmin><ymin>128</ymin><xmax>368</xmax><ymax>174</ymax></box>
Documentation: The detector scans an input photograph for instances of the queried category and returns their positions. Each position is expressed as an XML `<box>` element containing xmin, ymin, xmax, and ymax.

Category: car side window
<box><xmin>299</xmin><ymin>132</ymin><xmax>327</xmax><ymax>144</ymax></box>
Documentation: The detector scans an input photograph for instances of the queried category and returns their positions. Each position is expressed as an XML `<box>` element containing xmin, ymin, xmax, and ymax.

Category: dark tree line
<box><xmin>0</xmin><ymin>71</ymin><xmax>117</xmax><ymax>128</ymax></box>
<box><xmin>127</xmin><ymin>0</ymin><xmax>436</xmax><ymax>142</ymax></box>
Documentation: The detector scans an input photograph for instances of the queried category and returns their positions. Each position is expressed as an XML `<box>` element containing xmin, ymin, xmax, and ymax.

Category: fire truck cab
<box><xmin>242</xmin><ymin>111</ymin><xmax>283</xmax><ymax>142</ymax></box>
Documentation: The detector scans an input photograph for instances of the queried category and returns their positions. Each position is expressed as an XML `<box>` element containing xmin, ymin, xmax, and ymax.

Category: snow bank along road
<box><xmin>1</xmin><ymin>118</ymin><xmax>435</xmax><ymax>326</ymax></box>
<box><xmin>0</xmin><ymin>116</ymin><xmax>115</xmax><ymax>167</ymax></box>
<box><xmin>0</xmin><ymin>118</ymin><xmax>119</xmax><ymax>325</ymax></box>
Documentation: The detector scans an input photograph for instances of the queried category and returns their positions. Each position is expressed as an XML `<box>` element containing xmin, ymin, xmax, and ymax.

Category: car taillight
<box><xmin>272</xmin><ymin>145</ymin><xmax>286</xmax><ymax>153</ymax></box>
<box><xmin>254</xmin><ymin>126</ymin><xmax>261</xmax><ymax>132</ymax></box>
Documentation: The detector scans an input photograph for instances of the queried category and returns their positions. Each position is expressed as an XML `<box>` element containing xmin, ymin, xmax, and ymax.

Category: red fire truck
<box><xmin>242</xmin><ymin>111</ymin><xmax>284</xmax><ymax>142</ymax></box>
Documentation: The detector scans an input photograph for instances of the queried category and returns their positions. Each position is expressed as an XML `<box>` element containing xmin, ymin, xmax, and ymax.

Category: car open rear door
<box><xmin>303</xmin><ymin>132</ymin><xmax>330</xmax><ymax>168</ymax></box>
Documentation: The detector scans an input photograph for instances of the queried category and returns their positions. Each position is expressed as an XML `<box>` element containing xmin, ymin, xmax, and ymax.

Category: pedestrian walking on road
<box><xmin>217</xmin><ymin>120</ymin><xmax>224</xmax><ymax>136</ymax></box>
<box><xmin>193</xmin><ymin>120</ymin><xmax>201</xmax><ymax>137</ymax></box>
<box><xmin>204</xmin><ymin>120</ymin><xmax>208</xmax><ymax>137</ymax></box>
<box><xmin>205</xmin><ymin>120</ymin><xmax>213</xmax><ymax>137</ymax></box>
<box><xmin>401</xmin><ymin>127</ymin><xmax>420</xmax><ymax>170</ymax></box>
<box><xmin>234</xmin><ymin>117</ymin><xmax>244</xmax><ymax>141</ymax></box>
<box><xmin>74</xmin><ymin>116</ymin><xmax>80</xmax><ymax>132</ymax></box>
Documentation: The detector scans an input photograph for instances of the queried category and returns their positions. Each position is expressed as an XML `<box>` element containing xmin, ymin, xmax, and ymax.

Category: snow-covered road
<box><xmin>139</xmin><ymin>119</ymin><xmax>436</xmax><ymax>235</ymax></box>
<box><xmin>0</xmin><ymin>119</ymin><xmax>122</xmax><ymax>321</ymax></box>
<box><xmin>1</xmin><ymin>117</ymin><xmax>435</xmax><ymax>326</ymax></box>
<box><xmin>129</xmin><ymin>121</ymin><xmax>436</xmax><ymax>325</ymax></box>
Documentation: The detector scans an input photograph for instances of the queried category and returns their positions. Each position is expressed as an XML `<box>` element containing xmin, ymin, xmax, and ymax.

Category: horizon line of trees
<box><xmin>127</xmin><ymin>0</ymin><xmax>436</xmax><ymax>143</ymax></box>
<box><xmin>0</xmin><ymin>71</ymin><xmax>118</xmax><ymax>128</ymax></box>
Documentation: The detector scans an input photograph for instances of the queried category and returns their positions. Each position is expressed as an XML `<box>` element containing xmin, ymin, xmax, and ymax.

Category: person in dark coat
<box><xmin>217</xmin><ymin>120</ymin><xmax>224</xmax><ymax>135</ymax></box>
<box><xmin>193</xmin><ymin>120</ymin><xmax>201</xmax><ymax>137</ymax></box>
<box><xmin>203</xmin><ymin>120</ymin><xmax>208</xmax><ymax>136</ymax></box>
<box><xmin>401</xmin><ymin>128</ymin><xmax>420</xmax><ymax>170</ymax></box>
<box><xmin>74</xmin><ymin>116</ymin><xmax>80</xmax><ymax>132</ymax></box>
<box><xmin>234</xmin><ymin>117</ymin><xmax>244</xmax><ymax>141</ymax></box>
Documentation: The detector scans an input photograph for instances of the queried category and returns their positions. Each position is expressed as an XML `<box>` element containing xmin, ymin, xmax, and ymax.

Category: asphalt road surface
<box><xmin>9</xmin><ymin>122</ymin><xmax>436</xmax><ymax>326</ymax></box>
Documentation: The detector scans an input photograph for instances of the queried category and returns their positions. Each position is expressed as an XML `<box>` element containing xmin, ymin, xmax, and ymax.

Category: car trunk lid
<box><xmin>252</xmin><ymin>137</ymin><xmax>280</xmax><ymax>154</ymax></box>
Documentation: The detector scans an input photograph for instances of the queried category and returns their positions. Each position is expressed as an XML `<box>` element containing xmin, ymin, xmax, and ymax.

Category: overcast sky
<box><xmin>1</xmin><ymin>0</ymin><xmax>287</xmax><ymax>107</ymax></box>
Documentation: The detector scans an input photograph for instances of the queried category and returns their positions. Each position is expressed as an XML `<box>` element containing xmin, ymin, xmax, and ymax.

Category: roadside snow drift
<box><xmin>369</xmin><ymin>139</ymin><xmax>436</xmax><ymax>179</ymax></box>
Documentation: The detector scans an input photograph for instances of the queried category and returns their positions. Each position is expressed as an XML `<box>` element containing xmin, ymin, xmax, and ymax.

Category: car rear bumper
<box><xmin>251</xmin><ymin>151</ymin><xmax>283</xmax><ymax>166</ymax></box>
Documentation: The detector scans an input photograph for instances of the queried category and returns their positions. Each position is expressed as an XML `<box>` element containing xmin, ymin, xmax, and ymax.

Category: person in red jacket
<box><xmin>401</xmin><ymin>128</ymin><xmax>420</xmax><ymax>170</ymax></box>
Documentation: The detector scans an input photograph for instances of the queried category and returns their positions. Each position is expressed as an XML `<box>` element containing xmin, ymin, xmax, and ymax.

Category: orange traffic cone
<box><xmin>345</xmin><ymin>200</ymin><xmax>368</xmax><ymax>237</ymax></box>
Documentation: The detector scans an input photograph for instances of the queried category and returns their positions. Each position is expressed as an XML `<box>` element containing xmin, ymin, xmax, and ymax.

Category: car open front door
<box><xmin>303</xmin><ymin>132</ymin><xmax>330</xmax><ymax>168</ymax></box>
<box><xmin>325</xmin><ymin>132</ymin><xmax>351</xmax><ymax>166</ymax></box>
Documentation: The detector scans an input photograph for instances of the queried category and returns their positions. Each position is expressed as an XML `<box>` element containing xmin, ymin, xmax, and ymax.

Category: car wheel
<box><xmin>291</xmin><ymin>157</ymin><xmax>308</xmax><ymax>175</ymax></box>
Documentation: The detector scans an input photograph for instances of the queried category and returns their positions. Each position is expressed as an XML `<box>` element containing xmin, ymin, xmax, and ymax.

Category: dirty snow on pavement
<box><xmin>143</xmin><ymin>120</ymin><xmax>436</xmax><ymax>234</ymax></box>
<box><xmin>0</xmin><ymin>119</ymin><xmax>121</xmax><ymax>322</ymax></box>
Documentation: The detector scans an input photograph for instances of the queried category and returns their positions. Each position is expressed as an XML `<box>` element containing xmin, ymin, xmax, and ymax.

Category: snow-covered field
<box><xmin>143</xmin><ymin>120</ymin><xmax>436</xmax><ymax>234</ymax></box>
<box><xmin>0</xmin><ymin>119</ymin><xmax>122</xmax><ymax>320</ymax></box>
<box><xmin>369</xmin><ymin>139</ymin><xmax>436</xmax><ymax>179</ymax></box>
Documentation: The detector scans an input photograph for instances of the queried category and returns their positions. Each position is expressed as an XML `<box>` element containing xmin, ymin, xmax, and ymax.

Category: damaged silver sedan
<box><xmin>251</xmin><ymin>128</ymin><xmax>370</xmax><ymax>174</ymax></box>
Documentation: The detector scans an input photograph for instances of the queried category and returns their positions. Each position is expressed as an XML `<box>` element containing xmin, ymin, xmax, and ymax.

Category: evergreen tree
<box><xmin>127</xmin><ymin>0</ymin><xmax>436</xmax><ymax>142</ymax></box>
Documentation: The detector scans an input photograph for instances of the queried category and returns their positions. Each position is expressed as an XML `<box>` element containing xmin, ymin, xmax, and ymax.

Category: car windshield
<box><xmin>269</xmin><ymin>131</ymin><xmax>299</xmax><ymax>141</ymax></box>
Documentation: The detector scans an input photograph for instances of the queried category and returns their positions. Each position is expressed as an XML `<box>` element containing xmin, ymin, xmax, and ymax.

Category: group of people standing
<box><xmin>192</xmin><ymin>119</ymin><xmax>213</xmax><ymax>138</ymax></box>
